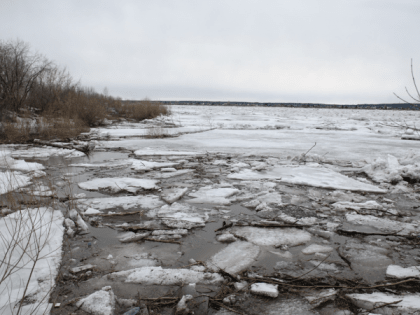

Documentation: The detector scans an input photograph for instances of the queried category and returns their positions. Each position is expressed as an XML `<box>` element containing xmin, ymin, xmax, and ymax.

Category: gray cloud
<box><xmin>1</xmin><ymin>0</ymin><xmax>419</xmax><ymax>103</ymax></box>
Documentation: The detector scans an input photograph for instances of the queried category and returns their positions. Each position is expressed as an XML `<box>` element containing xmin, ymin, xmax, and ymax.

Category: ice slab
<box><xmin>207</xmin><ymin>241</ymin><xmax>260</xmax><ymax>275</ymax></box>
<box><xmin>301</xmin><ymin>244</ymin><xmax>334</xmax><ymax>255</ymax></box>
<box><xmin>346</xmin><ymin>213</ymin><xmax>420</xmax><ymax>236</ymax></box>
<box><xmin>339</xmin><ymin>239</ymin><xmax>392</xmax><ymax>269</ymax></box>
<box><xmin>107</xmin><ymin>266</ymin><xmax>224</xmax><ymax>285</ymax></box>
<box><xmin>76</xmin><ymin>286</ymin><xmax>115</xmax><ymax>315</ymax></box>
<box><xmin>233</xmin><ymin>226</ymin><xmax>311</xmax><ymax>247</ymax></box>
<box><xmin>77</xmin><ymin>195</ymin><xmax>165</xmax><ymax>211</ymax></box>
<box><xmin>149</xmin><ymin>203</ymin><xmax>208</xmax><ymax>229</ymax></box>
<box><xmin>0</xmin><ymin>171</ymin><xmax>32</xmax><ymax>194</ymax></box>
<box><xmin>9</xmin><ymin>159</ymin><xmax>45</xmax><ymax>172</ymax></box>
<box><xmin>347</xmin><ymin>292</ymin><xmax>420</xmax><ymax>314</ymax></box>
<box><xmin>130</xmin><ymin>159</ymin><xmax>179</xmax><ymax>172</ymax></box>
<box><xmin>78</xmin><ymin>178</ymin><xmax>159</xmax><ymax>193</ymax></box>
<box><xmin>332</xmin><ymin>200</ymin><xmax>383</xmax><ymax>211</ymax></box>
<box><xmin>187</xmin><ymin>186</ymin><xmax>239</xmax><ymax>205</ymax></box>
<box><xmin>228</xmin><ymin>166</ymin><xmax>386</xmax><ymax>193</ymax></box>
<box><xmin>161</xmin><ymin>187</ymin><xmax>188</xmax><ymax>203</ymax></box>
<box><xmin>69</xmin><ymin>160</ymin><xmax>133</xmax><ymax>169</ymax></box>
<box><xmin>250</xmin><ymin>283</ymin><xmax>279</xmax><ymax>298</ymax></box>
<box><xmin>134</xmin><ymin>149</ymin><xmax>202</xmax><ymax>157</ymax></box>
<box><xmin>386</xmin><ymin>265</ymin><xmax>420</xmax><ymax>279</ymax></box>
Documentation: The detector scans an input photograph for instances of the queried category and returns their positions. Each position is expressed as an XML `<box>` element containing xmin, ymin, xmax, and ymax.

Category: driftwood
<box><xmin>33</xmin><ymin>139</ymin><xmax>94</xmax><ymax>156</ymax></box>
<box><xmin>144</xmin><ymin>238</ymin><xmax>181</xmax><ymax>244</ymax></box>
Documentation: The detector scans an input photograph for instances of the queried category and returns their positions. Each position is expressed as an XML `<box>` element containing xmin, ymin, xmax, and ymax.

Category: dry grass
<box><xmin>145</xmin><ymin>126</ymin><xmax>171</xmax><ymax>138</ymax></box>
<box><xmin>113</xmin><ymin>99</ymin><xmax>170</xmax><ymax>121</ymax></box>
<box><xmin>0</xmin><ymin>117</ymin><xmax>88</xmax><ymax>144</ymax></box>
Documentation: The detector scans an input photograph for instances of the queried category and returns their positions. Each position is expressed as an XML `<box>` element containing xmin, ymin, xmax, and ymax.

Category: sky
<box><xmin>1</xmin><ymin>0</ymin><xmax>419</xmax><ymax>104</ymax></box>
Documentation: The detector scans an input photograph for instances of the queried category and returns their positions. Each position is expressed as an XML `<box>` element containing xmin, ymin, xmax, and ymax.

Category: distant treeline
<box><xmin>125</xmin><ymin>100</ymin><xmax>419</xmax><ymax>110</ymax></box>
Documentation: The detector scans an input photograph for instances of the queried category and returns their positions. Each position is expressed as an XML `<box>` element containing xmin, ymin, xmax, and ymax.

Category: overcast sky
<box><xmin>1</xmin><ymin>0</ymin><xmax>419</xmax><ymax>104</ymax></box>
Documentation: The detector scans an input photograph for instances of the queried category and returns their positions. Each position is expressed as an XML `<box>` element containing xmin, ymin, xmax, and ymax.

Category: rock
<box><xmin>250</xmin><ymin>283</ymin><xmax>279</xmax><ymax>298</ymax></box>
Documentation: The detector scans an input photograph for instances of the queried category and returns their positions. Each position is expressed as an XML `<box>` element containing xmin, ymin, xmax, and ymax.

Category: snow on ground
<box><xmin>0</xmin><ymin>208</ymin><xmax>64</xmax><ymax>315</ymax></box>
<box><xmin>78</xmin><ymin>178</ymin><xmax>160</xmax><ymax>193</ymax></box>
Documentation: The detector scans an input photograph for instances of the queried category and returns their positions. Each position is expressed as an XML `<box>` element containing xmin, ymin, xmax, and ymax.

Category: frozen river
<box><xmin>1</xmin><ymin>105</ymin><xmax>420</xmax><ymax>315</ymax></box>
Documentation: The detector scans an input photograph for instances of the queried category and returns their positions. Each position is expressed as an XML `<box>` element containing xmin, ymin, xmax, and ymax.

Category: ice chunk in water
<box><xmin>386</xmin><ymin>265</ymin><xmax>420</xmax><ymax>279</ymax></box>
<box><xmin>76</xmin><ymin>286</ymin><xmax>115</xmax><ymax>315</ymax></box>
<box><xmin>250</xmin><ymin>283</ymin><xmax>279</xmax><ymax>298</ymax></box>
<box><xmin>347</xmin><ymin>292</ymin><xmax>420</xmax><ymax>314</ymax></box>
<box><xmin>228</xmin><ymin>166</ymin><xmax>386</xmax><ymax>193</ymax></box>
<box><xmin>107</xmin><ymin>266</ymin><xmax>224</xmax><ymax>285</ymax></box>
<box><xmin>207</xmin><ymin>241</ymin><xmax>260</xmax><ymax>275</ymax></box>
<box><xmin>301</xmin><ymin>244</ymin><xmax>334</xmax><ymax>255</ymax></box>
<box><xmin>233</xmin><ymin>226</ymin><xmax>311</xmax><ymax>247</ymax></box>
<box><xmin>187</xmin><ymin>186</ymin><xmax>239</xmax><ymax>205</ymax></box>
<box><xmin>78</xmin><ymin>178</ymin><xmax>159</xmax><ymax>193</ymax></box>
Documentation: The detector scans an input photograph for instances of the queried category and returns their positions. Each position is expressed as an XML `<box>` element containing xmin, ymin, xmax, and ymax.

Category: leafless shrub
<box><xmin>145</xmin><ymin>126</ymin><xmax>171</xmax><ymax>138</ymax></box>
<box><xmin>0</xmin><ymin>156</ymin><xmax>64</xmax><ymax>314</ymax></box>
<box><xmin>394</xmin><ymin>59</ymin><xmax>420</xmax><ymax>107</ymax></box>
<box><xmin>113</xmin><ymin>99</ymin><xmax>170</xmax><ymax>121</ymax></box>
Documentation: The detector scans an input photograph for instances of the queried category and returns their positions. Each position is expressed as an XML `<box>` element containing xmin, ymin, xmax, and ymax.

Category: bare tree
<box><xmin>0</xmin><ymin>40</ymin><xmax>52</xmax><ymax>115</ymax></box>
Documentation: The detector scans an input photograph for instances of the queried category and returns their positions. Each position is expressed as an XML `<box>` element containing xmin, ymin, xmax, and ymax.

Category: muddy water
<box><xmin>34</xmin><ymin>150</ymin><xmax>420</xmax><ymax>315</ymax></box>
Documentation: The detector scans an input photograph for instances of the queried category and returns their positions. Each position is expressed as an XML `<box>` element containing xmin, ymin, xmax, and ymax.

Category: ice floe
<box><xmin>107</xmin><ymin>266</ymin><xmax>224</xmax><ymax>285</ymax></box>
<box><xmin>207</xmin><ymin>241</ymin><xmax>260</xmax><ymax>275</ymax></box>
<box><xmin>187</xmin><ymin>186</ymin><xmax>239</xmax><ymax>205</ymax></box>
<box><xmin>77</xmin><ymin>195</ymin><xmax>165</xmax><ymax>211</ymax></box>
<box><xmin>76</xmin><ymin>286</ymin><xmax>115</xmax><ymax>315</ymax></box>
<box><xmin>250</xmin><ymin>283</ymin><xmax>279</xmax><ymax>298</ymax></box>
<box><xmin>347</xmin><ymin>292</ymin><xmax>420</xmax><ymax>314</ymax></box>
<box><xmin>345</xmin><ymin>213</ymin><xmax>420</xmax><ymax>236</ymax></box>
<box><xmin>161</xmin><ymin>187</ymin><xmax>188</xmax><ymax>203</ymax></box>
<box><xmin>339</xmin><ymin>239</ymin><xmax>392</xmax><ymax>269</ymax></box>
<box><xmin>228</xmin><ymin>166</ymin><xmax>386</xmax><ymax>193</ymax></box>
<box><xmin>78</xmin><ymin>177</ymin><xmax>159</xmax><ymax>193</ymax></box>
<box><xmin>233</xmin><ymin>226</ymin><xmax>311</xmax><ymax>247</ymax></box>
<box><xmin>386</xmin><ymin>265</ymin><xmax>420</xmax><ymax>279</ymax></box>
<box><xmin>301</xmin><ymin>244</ymin><xmax>334</xmax><ymax>255</ymax></box>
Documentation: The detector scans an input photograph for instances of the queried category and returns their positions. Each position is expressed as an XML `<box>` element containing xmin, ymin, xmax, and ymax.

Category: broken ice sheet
<box><xmin>148</xmin><ymin>203</ymin><xmax>208</xmax><ymax>229</ymax></box>
<box><xmin>187</xmin><ymin>185</ymin><xmax>239</xmax><ymax>205</ymax></box>
<box><xmin>347</xmin><ymin>292</ymin><xmax>420</xmax><ymax>314</ymax></box>
<box><xmin>77</xmin><ymin>195</ymin><xmax>165</xmax><ymax>211</ymax></box>
<box><xmin>386</xmin><ymin>265</ymin><xmax>420</xmax><ymax>279</ymax></box>
<box><xmin>161</xmin><ymin>187</ymin><xmax>188</xmax><ymax>203</ymax></box>
<box><xmin>106</xmin><ymin>266</ymin><xmax>224</xmax><ymax>285</ymax></box>
<box><xmin>78</xmin><ymin>177</ymin><xmax>159</xmax><ymax>193</ymax></box>
<box><xmin>233</xmin><ymin>226</ymin><xmax>311</xmax><ymax>247</ymax></box>
<box><xmin>228</xmin><ymin>165</ymin><xmax>386</xmax><ymax>193</ymax></box>
<box><xmin>345</xmin><ymin>213</ymin><xmax>420</xmax><ymax>236</ymax></box>
<box><xmin>207</xmin><ymin>241</ymin><xmax>260</xmax><ymax>275</ymax></box>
